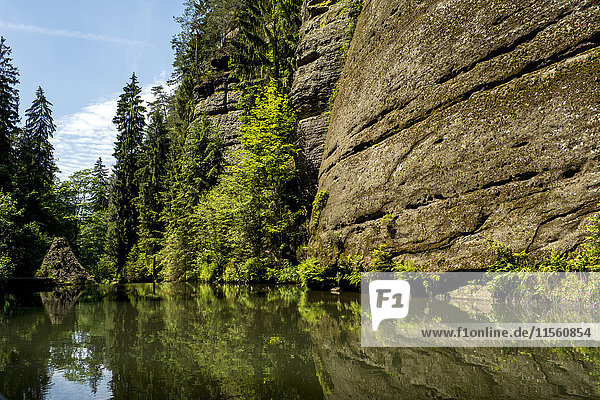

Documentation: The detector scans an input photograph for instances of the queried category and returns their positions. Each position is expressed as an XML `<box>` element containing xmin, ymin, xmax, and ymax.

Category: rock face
<box><xmin>312</xmin><ymin>0</ymin><xmax>600</xmax><ymax>268</ymax></box>
<box><xmin>290</xmin><ymin>0</ymin><xmax>359</xmax><ymax>195</ymax></box>
<box><xmin>36</xmin><ymin>238</ymin><xmax>95</xmax><ymax>284</ymax></box>
<box><xmin>193</xmin><ymin>61</ymin><xmax>243</xmax><ymax>159</ymax></box>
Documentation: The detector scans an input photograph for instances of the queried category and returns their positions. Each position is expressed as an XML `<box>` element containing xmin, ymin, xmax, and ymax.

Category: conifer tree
<box><xmin>106</xmin><ymin>73</ymin><xmax>146</xmax><ymax>275</ymax></box>
<box><xmin>230</xmin><ymin>0</ymin><xmax>302</xmax><ymax>90</ymax></box>
<box><xmin>136</xmin><ymin>99</ymin><xmax>170</xmax><ymax>259</ymax></box>
<box><xmin>0</xmin><ymin>37</ymin><xmax>20</xmax><ymax>190</ymax></box>
<box><xmin>161</xmin><ymin>116</ymin><xmax>223</xmax><ymax>280</ymax></box>
<box><xmin>15</xmin><ymin>87</ymin><xmax>58</xmax><ymax>222</ymax></box>
<box><xmin>18</xmin><ymin>87</ymin><xmax>57</xmax><ymax>182</ymax></box>
<box><xmin>91</xmin><ymin>157</ymin><xmax>109</xmax><ymax>211</ymax></box>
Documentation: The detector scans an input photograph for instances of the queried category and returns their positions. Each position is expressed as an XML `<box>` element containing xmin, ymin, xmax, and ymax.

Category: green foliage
<box><xmin>163</xmin><ymin>83</ymin><xmax>303</xmax><ymax>282</ymax></box>
<box><xmin>107</xmin><ymin>73</ymin><xmax>146</xmax><ymax>277</ymax></box>
<box><xmin>0</xmin><ymin>36</ymin><xmax>19</xmax><ymax>191</ymax></box>
<box><xmin>17</xmin><ymin>87</ymin><xmax>57</xmax><ymax>187</ymax></box>
<box><xmin>53</xmin><ymin>167</ymin><xmax>111</xmax><ymax>280</ymax></box>
<box><xmin>392</xmin><ymin>259</ymin><xmax>420</xmax><ymax>272</ymax></box>
<box><xmin>230</xmin><ymin>0</ymin><xmax>302</xmax><ymax>90</ymax></box>
<box><xmin>172</xmin><ymin>0</ymin><xmax>240</xmax><ymax>84</ymax></box>
<box><xmin>311</xmin><ymin>190</ymin><xmax>329</xmax><ymax>231</ymax></box>
<box><xmin>0</xmin><ymin>86</ymin><xmax>66</xmax><ymax>276</ymax></box>
<box><xmin>341</xmin><ymin>0</ymin><xmax>363</xmax><ymax>57</ymax></box>
<box><xmin>90</xmin><ymin>158</ymin><xmax>109</xmax><ymax>211</ymax></box>
<box><xmin>298</xmin><ymin>245</ymin><xmax>421</xmax><ymax>289</ymax></box>
<box><xmin>371</xmin><ymin>244</ymin><xmax>395</xmax><ymax>271</ymax></box>
<box><xmin>0</xmin><ymin>191</ymin><xmax>51</xmax><ymax>277</ymax></box>
<box><xmin>336</xmin><ymin>254</ymin><xmax>365</xmax><ymax>287</ymax></box>
<box><xmin>123</xmin><ymin>244</ymin><xmax>153</xmax><ymax>283</ymax></box>
<box><xmin>160</xmin><ymin>116</ymin><xmax>224</xmax><ymax>281</ymax></box>
<box><xmin>231</xmin><ymin>83</ymin><xmax>301</xmax><ymax>269</ymax></box>
<box><xmin>13</xmin><ymin>87</ymin><xmax>64</xmax><ymax>242</ymax></box>
<box><xmin>297</xmin><ymin>258</ymin><xmax>327</xmax><ymax>287</ymax></box>
<box><xmin>265</xmin><ymin>258</ymin><xmax>299</xmax><ymax>283</ymax></box>
<box><xmin>235</xmin><ymin>82</ymin><xmax>300</xmax><ymax>258</ymax></box>
<box><xmin>326</xmin><ymin>85</ymin><xmax>339</xmax><ymax>114</ymax></box>
<box><xmin>61</xmin><ymin>169</ymin><xmax>95</xmax><ymax>218</ymax></box>
<box><xmin>488</xmin><ymin>242</ymin><xmax>534</xmax><ymax>272</ymax></box>
<box><xmin>77</xmin><ymin>210</ymin><xmax>109</xmax><ymax>279</ymax></box>
<box><xmin>0</xmin><ymin>253</ymin><xmax>13</xmax><ymax>287</ymax></box>
<box><xmin>488</xmin><ymin>208</ymin><xmax>600</xmax><ymax>273</ymax></box>
<box><xmin>135</xmin><ymin>106</ymin><xmax>170</xmax><ymax>266</ymax></box>
<box><xmin>171</xmin><ymin>0</ymin><xmax>240</xmax><ymax>136</ymax></box>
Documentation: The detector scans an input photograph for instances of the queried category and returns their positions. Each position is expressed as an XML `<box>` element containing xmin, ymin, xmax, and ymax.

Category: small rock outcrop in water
<box><xmin>36</xmin><ymin>237</ymin><xmax>95</xmax><ymax>285</ymax></box>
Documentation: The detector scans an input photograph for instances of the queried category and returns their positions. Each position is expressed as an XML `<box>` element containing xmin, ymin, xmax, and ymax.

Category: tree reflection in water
<box><xmin>0</xmin><ymin>284</ymin><xmax>599</xmax><ymax>399</ymax></box>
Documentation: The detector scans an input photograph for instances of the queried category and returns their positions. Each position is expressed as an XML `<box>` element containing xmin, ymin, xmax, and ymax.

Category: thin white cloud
<box><xmin>53</xmin><ymin>82</ymin><xmax>169</xmax><ymax>179</ymax></box>
<box><xmin>53</xmin><ymin>97</ymin><xmax>118</xmax><ymax>179</ymax></box>
<box><xmin>0</xmin><ymin>21</ymin><xmax>154</xmax><ymax>48</ymax></box>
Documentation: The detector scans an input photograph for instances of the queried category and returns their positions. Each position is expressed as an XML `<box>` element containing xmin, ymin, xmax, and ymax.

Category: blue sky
<box><xmin>0</xmin><ymin>0</ymin><xmax>185</xmax><ymax>178</ymax></box>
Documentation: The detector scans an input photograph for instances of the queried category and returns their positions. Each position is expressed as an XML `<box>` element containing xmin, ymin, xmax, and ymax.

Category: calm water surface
<box><xmin>0</xmin><ymin>283</ymin><xmax>599</xmax><ymax>399</ymax></box>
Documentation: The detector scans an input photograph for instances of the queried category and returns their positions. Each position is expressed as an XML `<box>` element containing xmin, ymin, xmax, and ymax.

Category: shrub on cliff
<box><xmin>488</xmin><ymin>208</ymin><xmax>600</xmax><ymax>272</ymax></box>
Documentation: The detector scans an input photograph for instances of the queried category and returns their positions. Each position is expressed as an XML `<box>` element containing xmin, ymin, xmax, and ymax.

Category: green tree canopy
<box><xmin>0</xmin><ymin>36</ymin><xmax>19</xmax><ymax>191</ymax></box>
<box><xmin>14</xmin><ymin>86</ymin><xmax>59</xmax><ymax>228</ymax></box>
<box><xmin>91</xmin><ymin>157</ymin><xmax>109</xmax><ymax>211</ymax></box>
<box><xmin>107</xmin><ymin>73</ymin><xmax>146</xmax><ymax>276</ymax></box>
<box><xmin>230</xmin><ymin>0</ymin><xmax>302</xmax><ymax>90</ymax></box>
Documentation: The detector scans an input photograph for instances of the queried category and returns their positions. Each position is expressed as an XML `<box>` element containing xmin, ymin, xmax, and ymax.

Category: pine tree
<box><xmin>0</xmin><ymin>37</ymin><xmax>20</xmax><ymax>190</ymax></box>
<box><xmin>91</xmin><ymin>157</ymin><xmax>109</xmax><ymax>211</ymax></box>
<box><xmin>136</xmin><ymin>101</ymin><xmax>170</xmax><ymax>259</ymax></box>
<box><xmin>15</xmin><ymin>87</ymin><xmax>58</xmax><ymax>223</ymax></box>
<box><xmin>230</xmin><ymin>0</ymin><xmax>302</xmax><ymax>90</ymax></box>
<box><xmin>106</xmin><ymin>73</ymin><xmax>146</xmax><ymax>276</ymax></box>
<box><xmin>18</xmin><ymin>87</ymin><xmax>58</xmax><ymax>183</ymax></box>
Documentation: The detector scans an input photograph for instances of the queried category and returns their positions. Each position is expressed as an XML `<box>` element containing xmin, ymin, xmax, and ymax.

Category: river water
<box><xmin>0</xmin><ymin>283</ymin><xmax>599</xmax><ymax>399</ymax></box>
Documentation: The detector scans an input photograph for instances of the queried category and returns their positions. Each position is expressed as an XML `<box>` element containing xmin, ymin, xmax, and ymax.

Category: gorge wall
<box><xmin>311</xmin><ymin>0</ymin><xmax>600</xmax><ymax>269</ymax></box>
<box><xmin>290</xmin><ymin>0</ymin><xmax>359</xmax><ymax>195</ymax></box>
<box><xmin>193</xmin><ymin>59</ymin><xmax>243</xmax><ymax>159</ymax></box>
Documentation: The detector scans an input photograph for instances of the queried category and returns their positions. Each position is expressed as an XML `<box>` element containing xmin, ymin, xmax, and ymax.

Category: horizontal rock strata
<box><xmin>313</xmin><ymin>0</ymin><xmax>600</xmax><ymax>269</ymax></box>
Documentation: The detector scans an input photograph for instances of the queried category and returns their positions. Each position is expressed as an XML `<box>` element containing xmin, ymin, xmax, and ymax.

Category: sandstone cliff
<box><xmin>193</xmin><ymin>55</ymin><xmax>243</xmax><ymax>159</ymax></box>
<box><xmin>290</xmin><ymin>0</ymin><xmax>360</xmax><ymax>195</ymax></box>
<box><xmin>312</xmin><ymin>0</ymin><xmax>600</xmax><ymax>268</ymax></box>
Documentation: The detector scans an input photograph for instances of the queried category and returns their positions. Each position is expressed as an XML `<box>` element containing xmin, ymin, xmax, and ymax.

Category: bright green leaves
<box><xmin>164</xmin><ymin>82</ymin><xmax>302</xmax><ymax>282</ymax></box>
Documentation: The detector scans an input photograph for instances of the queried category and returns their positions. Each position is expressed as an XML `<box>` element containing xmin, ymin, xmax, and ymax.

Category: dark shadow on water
<box><xmin>40</xmin><ymin>286</ymin><xmax>84</xmax><ymax>324</ymax></box>
<box><xmin>0</xmin><ymin>284</ymin><xmax>598</xmax><ymax>399</ymax></box>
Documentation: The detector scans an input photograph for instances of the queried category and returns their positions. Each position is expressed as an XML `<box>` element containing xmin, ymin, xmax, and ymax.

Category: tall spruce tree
<box><xmin>107</xmin><ymin>73</ymin><xmax>146</xmax><ymax>275</ymax></box>
<box><xmin>18</xmin><ymin>87</ymin><xmax>57</xmax><ymax>182</ymax></box>
<box><xmin>16</xmin><ymin>87</ymin><xmax>58</xmax><ymax>223</ymax></box>
<box><xmin>136</xmin><ymin>96</ymin><xmax>170</xmax><ymax>259</ymax></box>
<box><xmin>0</xmin><ymin>37</ymin><xmax>20</xmax><ymax>191</ymax></box>
<box><xmin>91</xmin><ymin>157</ymin><xmax>109</xmax><ymax>211</ymax></box>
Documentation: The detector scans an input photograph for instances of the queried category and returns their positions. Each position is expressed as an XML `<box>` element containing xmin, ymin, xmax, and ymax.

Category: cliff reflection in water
<box><xmin>0</xmin><ymin>284</ymin><xmax>599</xmax><ymax>399</ymax></box>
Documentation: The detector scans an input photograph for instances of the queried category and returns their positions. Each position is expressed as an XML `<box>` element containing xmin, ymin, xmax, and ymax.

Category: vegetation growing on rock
<box><xmin>0</xmin><ymin>0</ymin><xmax>598</xmax><ymax>286</ymax></box>
<box><xmin>36</xmin><ymin>237</ymin><xmax>95</xmax><ymax>285</ymax></box>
